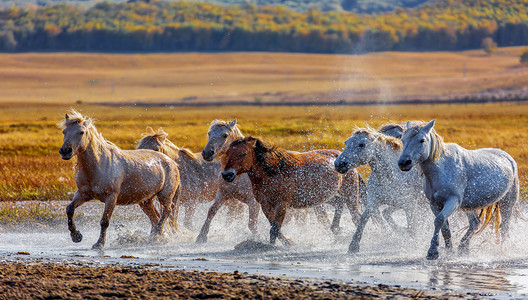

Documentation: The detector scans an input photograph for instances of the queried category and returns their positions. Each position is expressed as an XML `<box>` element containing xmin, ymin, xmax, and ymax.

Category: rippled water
<box><xmin>1</xmin><ymin>200</ymin><xmax>528</xmax><ymax>298</ymax></box>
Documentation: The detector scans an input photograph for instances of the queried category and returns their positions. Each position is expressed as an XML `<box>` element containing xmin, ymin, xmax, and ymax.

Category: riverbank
<box><xmin>0</xmin><ymin>261</ymin><xmax>478</xmax><ymax>299</ymax></box>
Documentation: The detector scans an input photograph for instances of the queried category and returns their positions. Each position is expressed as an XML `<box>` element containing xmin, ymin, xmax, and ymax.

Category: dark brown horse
<box><xmin>221</xmin><ymin>136</ymin><xmax>362</xmax><ymax>245</ymax></box>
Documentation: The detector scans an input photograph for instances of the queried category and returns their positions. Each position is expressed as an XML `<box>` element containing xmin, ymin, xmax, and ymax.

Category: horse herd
<box><xmin>59</xmin><ymin>110</ymin><xmax>519</xmax><ymax>260</ymax></box>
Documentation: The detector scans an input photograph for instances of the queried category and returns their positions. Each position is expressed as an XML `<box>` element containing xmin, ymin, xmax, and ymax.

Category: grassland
<box><xmin>0</xmin><ymin>47</ymin><xmax>527</xmax><ymax>105</ymax></box>
<box><xmin>1</xmin><ymin>102</ymin><xmax>528</xmax><ymax>202</ymax></box>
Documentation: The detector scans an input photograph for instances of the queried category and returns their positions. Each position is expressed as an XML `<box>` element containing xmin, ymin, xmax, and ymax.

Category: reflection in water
<box><xmin>1</xmin><ymin>201</ymin><xmax>528</xmax><ymax>297</ymax></box>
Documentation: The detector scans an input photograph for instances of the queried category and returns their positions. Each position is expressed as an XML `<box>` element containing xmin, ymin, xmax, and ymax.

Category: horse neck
<box><xmin>368</xmin><ymin>141</ymin><xmax>400</xmax><ymax>175</ymax></box>
<box><xmin>418</xmin><ymin>142</ymin><xmax>446</xmax><ymax>184</ymax></box>
<box><xmin>217</xmin><ymin>128</ymin><xmax>245</xmax><ymax>159</ymax></box>
<box><xmin>76</xmin><ymin>131</ymin><xmax>115</xmax><ymax>179</ymax></box>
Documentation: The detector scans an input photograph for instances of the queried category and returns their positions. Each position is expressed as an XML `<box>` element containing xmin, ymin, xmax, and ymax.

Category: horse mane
<box><xmin>234</xmin><ymin>136</ymin><xmax>301</xmax><ymax>176</ymax></box>
<box><xmin>353</xmin><ymin>125</ymin><xmax>403</xmax><ymax>151</ymax></box>
<box><xmin>137</xmin><ymin>127</ymin><xmax>199</xmax><ymax>161</ymax></box>
<box><xmin>209</xmin><ymin>119</ymin><xmax>243</xmax><ymax>138</ymax></box>
<box><xmin>402</xmin><ymin>122</ymin><xmax>446</xmax><ymax>163</ymax></box>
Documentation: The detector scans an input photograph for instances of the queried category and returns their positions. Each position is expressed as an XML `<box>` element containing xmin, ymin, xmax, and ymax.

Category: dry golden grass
<box><xmin>1</xmin><ymin>102</ymin><xmax>528</xmax><ymax>201</ymax></box>
<box><xmin>0</xmin><ymin>47</ymin><xmax>526</xmax><ymax>105</ymax></box>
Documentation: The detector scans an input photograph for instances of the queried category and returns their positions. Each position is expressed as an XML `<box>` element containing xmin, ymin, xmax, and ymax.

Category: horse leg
<box><xmin>139</xmin><ymin>198</ymin><xmax>161</xmax><ymax>233</ymax></box>
<box><xmin>348</xmin><ymin>199</ymin><xmax>378</xmax><ymax>254</ymax></box>
<box><xmin>66</xmin><ymin>191</ymin><xmax>90</xmax><ymax>243</ymax></box>
<box><xmin>427</xmin><ymin>197</ymin><xmax>459</xmax><ymax>260</ymax></box>
<box><xmin>345</xmin><ymin>195</ymin><xmax>361</xmax><ymax>227</ymax></box>
<box><xmin>499</xmin><ymin>179</ymin><xmax>519</xmax><ymax>242</ymax></box>
<box><xmin>458</xmin><ymin>211</ymin><xmax>480</xmax><ymax>255</ymax></box>
<box><xmin>382</xmin><ymin>206</ymin><xmax>400</xmax><ymax>230</ymax></box>
<box><xmin>196</xmin><ymin>190</ymin><xmax>228</xmax><ymax>244</ymax></box>
<box><xmin>183</xmin><ymin>201</ymin><xmax>196</xmax><ymax>231</ymax></box>
<box><xmin>270</xmin><ymin>204</ymin><xmax>291</xmax><ymax>246</ymax></box>
<box><xmin>92</xmin><ymin>194</ymin><xmax>117</xmax><ymax>250</ymax></box>
<box><xmin>151</xmin><ymin>185</ymin><xmax>179</xmax><ymax>237</ymax></box>
<box><xmin>330</xmin><ymin>196</ymin><xmax>344</xmax><ymax>235</ymax></box>
<box><xmin>313</xmin><ymin>205</ymin><xmax>331</xmax><ymax>229</ymax></box>
<box><xmin>247</xmin><ymin>197</ymin><xmax>260</xmax><ymax>236</ymax></box>
<box><xmin>429</xmin><ymin>204</ymin><xmax>453</xmax><ymax>250</ymax></box>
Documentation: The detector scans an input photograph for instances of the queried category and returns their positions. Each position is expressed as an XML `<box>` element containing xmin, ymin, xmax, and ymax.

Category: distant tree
<box><xmin>481</xmin><ymin>37</ymin><xmax>497</xmax><ymax>54</ymax></box>
<box><xmin>521</xmin><ymin>47</ymin><xmax>528</xmax><ymax>64</ymax></box>
<box><xmin>1</xmin><ymin>30</ymin><xmax>17</xmax><ymax>51</ymax></box>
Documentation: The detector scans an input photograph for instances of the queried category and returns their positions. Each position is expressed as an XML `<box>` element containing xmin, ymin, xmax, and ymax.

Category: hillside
<box><xmin>0</xmin><ymin>0</ymin><xmax>432</xmax><ymax>13</ymax></box>
<box><xmin>0</xmin><ymin>0</ymin><xmax>527</xmax><ymax>53</ymax></box>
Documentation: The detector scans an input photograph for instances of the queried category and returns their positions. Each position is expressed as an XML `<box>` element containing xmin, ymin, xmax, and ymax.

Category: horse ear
<box><xmin>422</xmin><ymin>119</ymin><xmax>436</xmax><ymax>134</ymax></box>
<box><xmin>229</xmin><ymin>119</ymin><xmax>237</xmax><ymax>128</ymax></box>
<box><xmin>65</xmin><ymin>113</ymin><xmax>70</xmax><ymax>120</ymax></box>
<box><xmin>253</xmin><ymin>138</ymin><xmax>268</xmax><ymax>155</ymax></box>
<box><xmin>406</xmin><ymin>121</ymin><xmax>412</xmax><ymax>130</ymax></box>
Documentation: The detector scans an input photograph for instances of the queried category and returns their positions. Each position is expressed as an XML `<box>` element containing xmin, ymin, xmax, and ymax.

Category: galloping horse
<box><xmin>221</xmin><ymin>136</ymin><xmax>362</xmax><ymax>245</ymax></box>
<box><xmin>137</xmin><ymin>128</ymin><xmax>244</xmax><ymax>230</ymax></box>
<box><xmin>59</xmin><ymin>110</ymin><xmax>181</xmax><ymax>250</ymax></box>
<box><xmin>397</xmin><ymin>120</ymin><xmax>519</xmax><ymax>260</ymax></box>
<box><xmin>196</xmin><ymin>119</ymin><xmax>260</xmax><ymax>243</ymax></box>
<box><xmin>334</xmin><ymin>126</ymin><xmax>428</xmax><ymax>254</ymax></box>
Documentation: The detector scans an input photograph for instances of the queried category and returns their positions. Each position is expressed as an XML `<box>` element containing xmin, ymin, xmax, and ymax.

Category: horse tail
<box><xmin>167</xmin><ymin>184</ymin><xmax>182</xmax><ymax>234</ymax></box>
<box><xmin>476</xmin><ymin>203</ymin><xmax>501</xmax><ymax>242</ymax></box>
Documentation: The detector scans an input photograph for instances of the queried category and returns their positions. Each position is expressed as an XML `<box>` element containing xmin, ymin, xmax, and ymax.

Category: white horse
<box><xmin>397</xmin><ymin>120</ymin><xmax>519</xmax><ymax>260</ymax></box>
<box><xmin>59</xmin><ymin>110</ymin><xmax>181</xmax><ymax>250</ymax></box>
<box><xmin>334</xmin><ymin>126</ymin><xmax>428</xmax><ymax>254</ymax></box>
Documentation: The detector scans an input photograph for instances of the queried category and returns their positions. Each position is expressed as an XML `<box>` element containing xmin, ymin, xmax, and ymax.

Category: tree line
<box><xmin>0</xmin><ymin>0</ymin><xmax>527</xmax><ymax>53</ymax></box>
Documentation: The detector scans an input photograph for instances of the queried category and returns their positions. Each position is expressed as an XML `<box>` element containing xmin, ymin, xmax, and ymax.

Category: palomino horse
<box><xmin>59</xmin><ymin>110</ymin><xmax>181</xmax><ymax>250</ymax></box>
<box><xmin>397</xmin><ymin>120</ymin><xmax>519</xmax><ymax>260</ymax></box>
<box><xmin>221</xmin><ymin>136</ymin><xmax>362</xmax><ymax>245</ymax></box>
<box><xmin>137</xmin><ymin>128</ymin><xmax>244</xmax><ymax>230</ymax></box>
<box><xmin>334</xmin><ymin>126</ymin><xmax>428</xmax><ymax>254</ymax></box>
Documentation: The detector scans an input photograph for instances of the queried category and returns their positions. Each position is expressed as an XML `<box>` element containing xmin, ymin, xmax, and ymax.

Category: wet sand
<box><xmin>0</xmin><ymin>261</ymin><xmax>478</xmax><ymax>299</ymax></box>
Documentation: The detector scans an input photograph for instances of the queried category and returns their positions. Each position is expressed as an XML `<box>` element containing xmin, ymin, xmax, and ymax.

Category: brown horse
<box><xmin>59</xmin><ymin>110</ymin><xmax>181</xmax><ymax>250</ymax></box>
<box><xmin>137</xmin><ymin>128</ymin><xmax>245</xmax><ymax>230</ymax></box>
<box><xmin>221</xmin><ymin>136</ymin><xmax>362</xmax><ymax>245</ymax></box>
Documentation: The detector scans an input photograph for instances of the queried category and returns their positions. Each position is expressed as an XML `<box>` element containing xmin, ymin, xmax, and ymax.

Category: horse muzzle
<box><xmin>398</xmin><ymin>159</ymin><xmax>413</xmax><ymax>171</ymax></box>
<box><xmin>202</xmin><ymin>148</ymin><xmax>215</xmax><ymax>161</ymax></box>
<box><xmin>59</xmin><ymin>147</ymin><xmax>73</xmax><ymax>160</ymax></box>
<box><xmin>334</xmin><ymin>160</ymin><xmax>350</xmax><ymax>174</ymax></box>
<box><xmin>221</xmin><ymin>170</ymin><xmax>236</xmax><ymax>182</ymax></box>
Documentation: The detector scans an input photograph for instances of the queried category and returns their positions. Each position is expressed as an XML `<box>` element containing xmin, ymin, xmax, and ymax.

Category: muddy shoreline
<box><xmin>0</xmin><ymin>260</ymin><xmax>479</xmax><ymax>299</ymax></box>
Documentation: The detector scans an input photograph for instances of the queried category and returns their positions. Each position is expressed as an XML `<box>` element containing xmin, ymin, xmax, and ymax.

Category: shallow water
<box><xmin>2</xmin><ymin>200</ymin><xmax>528</xmax><ymax>298</ymax></box>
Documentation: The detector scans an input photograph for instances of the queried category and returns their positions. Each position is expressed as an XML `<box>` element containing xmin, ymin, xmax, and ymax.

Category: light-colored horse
<box><xmin>397</xmin><ymin>120</ymin><xmax>519</xmax><ymax>260</ymax></box>
<box><xmin>196</xmin><ymin>119</ymin><xmax>260</xmax><ymax>243</ymax></box>
<box><xmin>137</xmin><ymin>128</ymin><xmax>244</xmax><ymax>230</ymax></box>
<box><xmin>334</xmin><ymin>126</ymin><xmax>428</xmax><ymax>254</ymax></box>
<box><xmin>59</xmin><ymin>110</ymin><xmax>181</xmax><ymax>250</ymax></box>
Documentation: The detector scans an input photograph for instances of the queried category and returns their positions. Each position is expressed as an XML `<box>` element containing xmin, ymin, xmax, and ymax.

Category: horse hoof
<box><xmin>196</xmin><ymin>235</ymin><xmax>207</xmax><ymax>244</ymax></box>
<box><xmin>331</xmin><ymin>226</ymin><xmax>342</xmax><ymax>236</ymax></box>
<box><xmin>91</xmin><ymin>243</ymin><xmax>103</xmax><ymax>250</ymax></box>
<box><xmin>348</xmin><ymin>242</ymin><xmax>360</xmax><ymax>254</ymax></box>
<box><xmin>426</xmin><ymin>249</ymin><xmax>439</xmax><ymax>260</ymax></box>
<box><xmin>71</xmin><ymin>231</ymin><xmax>83</xmax><ymax>243</ymax></box>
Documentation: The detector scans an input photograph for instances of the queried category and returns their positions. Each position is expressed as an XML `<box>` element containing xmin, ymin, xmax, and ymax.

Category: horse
<box><xmin>221</xmin><ymin>136</ymin><xmax>363</xmax><ymax>245</ymax></box>
<box><xmin>137</xmin><ymin>128</ymin><xmax>245</xmax><ymax>230</ymax></box>
<box><xmin>334</xmin><ymin>126</ymin><xmax>428</xmax><ymax>254</ymax></box>
<box><xmin>397</xmin><ymin>119</ymin><xmax>519</xmax><ymax>260</ymax></box>
<box><xmin>58</xmin><ymin>110</ymin><xmax>181</xmax><ymax>250</ymax></box>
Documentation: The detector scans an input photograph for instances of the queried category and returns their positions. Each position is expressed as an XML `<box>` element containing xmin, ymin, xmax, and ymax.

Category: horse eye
<box><xmin>358</xmin><ymin>143</ymin><xmax>365</xmax><ymax>148</ymax></box>
<box><xmin>223</xmin><ymin>134</ymin><xmax>228</xmax><ymax>138</ymax></box>
<box><xmin>242</xmin><ymin>153</ymin><xmax>247</xmax><ymax>157</ymax></box>
<box><xmin>80</xmin><ymin>131</ymin><xmax>85</xmax><ymax>135</ymax></box>
<box><xmin>420</xmin><ymin>139</ymin><xmax>425</xmax><ymax>143</ymax></box>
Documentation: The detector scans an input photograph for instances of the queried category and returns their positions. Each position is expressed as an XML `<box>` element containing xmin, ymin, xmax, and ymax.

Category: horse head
<box><xmin>202</xmin><ymin>118</ymin><xmax>238</xmax><ymax>161</ymax></box>
<box><xmin>59</xmin><ymin>111</ymin><xmax>92</xmax><ymax>160</ymax></box>
<box><xmin>335</xmin><ymin>130</ymin><xmax>377</xmax><ymax>174</ymax></box>
<box><xmin>221</xmin><ymin>136</ymin><xmax>260</xmax><ymax>182</ymax></box>
<box><xmin>398</xmin><ymin>119</ymin><xmax>436</xmax><ymax>171</ymax></box>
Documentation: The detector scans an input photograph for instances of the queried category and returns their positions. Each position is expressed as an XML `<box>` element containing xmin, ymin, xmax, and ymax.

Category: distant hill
<box><xmin>0</xmin><ymin>0</ymin><xmax>434</xmax><ymax>13</ymax></box>
<box><xmin>0</xmin><ymin>0</ymin><xmax>527</xmax><ymax>53</ymax></box>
